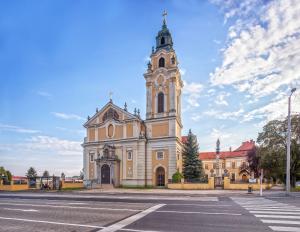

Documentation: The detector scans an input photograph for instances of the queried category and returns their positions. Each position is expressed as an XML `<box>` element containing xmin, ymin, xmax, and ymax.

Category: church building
<box><xmin>82</xmin><ymin>14</ymin><xmax>184</xmax><ymax>187</ymax></box>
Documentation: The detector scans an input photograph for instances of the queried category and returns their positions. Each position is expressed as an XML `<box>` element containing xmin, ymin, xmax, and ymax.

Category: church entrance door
<box><xmin>101</xmin><ymin>164</ymin><xmax>110</xmax><ymax>184</ymax></box>
<box><xmin>156</xmin><ymin>167</ymin><xmax>165</xmax><ymax>187</ymax></box>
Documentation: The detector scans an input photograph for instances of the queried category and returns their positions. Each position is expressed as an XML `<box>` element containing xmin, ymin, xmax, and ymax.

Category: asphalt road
<box><xmin>0</xmin><ymin>192</ymin><xmax>299</xmax><ymax>232</ymax></box>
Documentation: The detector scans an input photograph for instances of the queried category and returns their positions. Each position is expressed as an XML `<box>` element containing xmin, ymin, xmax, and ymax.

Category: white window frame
<box><xmin>156</xmin><ymin>151</ymin><xmax>164</xmax><ymax>160</ymax></box>
<box><xmin>127</xmin><ymin>150</ymin><xmax>133</xmax><ymax>161</ymax></box>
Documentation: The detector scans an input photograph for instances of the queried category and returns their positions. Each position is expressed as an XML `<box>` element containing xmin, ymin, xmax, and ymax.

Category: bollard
<box><xmin>248</xmin><ymin>185</ymin><xmax>252</xmax><ymax>194</ymax></box>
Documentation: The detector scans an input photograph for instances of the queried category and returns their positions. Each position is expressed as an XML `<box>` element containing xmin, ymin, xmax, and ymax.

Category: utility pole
<box><xmin>286</xmin><ymin>88</ymin><xmax>296</xmax><ymax>195</ymax></box>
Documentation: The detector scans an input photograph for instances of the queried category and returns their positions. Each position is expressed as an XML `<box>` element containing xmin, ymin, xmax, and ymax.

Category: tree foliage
<box><xmin>0</xmin><ymin>166</ymin><xmax>13</xmax><ymax>182</ymax></box>
<box><xmin>182</xmin><ymin>129</ymin><xmax>204</xmax><ymax>181</ymax></box>
<box><xmin>43</xmin><ymin>170</ymin><xmax>50</xmax><ymax>177</ymax></box>
<box><xmin>26</xmin><ymin>167</ymin><xmax>37</xmax><ymax>178</ymax></box>
<box><xmin>257</xmin><ymin>115</ymin><xmax>300</xmax><ymax>186</ymax></box>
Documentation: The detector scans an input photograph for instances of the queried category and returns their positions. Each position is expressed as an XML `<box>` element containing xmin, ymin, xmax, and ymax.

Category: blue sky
<box><xmin>1</xmin><ymin>0</ymin><xmax>300</xmax><ymax>176</ymax></box>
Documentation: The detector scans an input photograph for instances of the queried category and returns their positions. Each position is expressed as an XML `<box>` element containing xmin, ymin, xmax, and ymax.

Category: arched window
<box><xmin>157</xmin><ymin>92</ymin><xmax>164</xmax><ymax>113</ymax></box>
<box><xmin>159</xmin><ymin>57</ymin><xmax>165</xmax><ymax>68</ymax></box>
<box><xmin>160</xmin><ymin>37</ymin><xmax>165</xmax><ymax>45</ymax></box>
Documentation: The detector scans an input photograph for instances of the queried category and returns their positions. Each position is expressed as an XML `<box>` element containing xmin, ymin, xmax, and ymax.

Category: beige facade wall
<box><xmin>151</xmin><ymin>149</ymin><xmax>169</xmax><ymax>186</ymax></box>
<box><xmin>88</xmin><ymin>128</ymin><xmax>95</xmax><ymax>142</ymax></box>
<box><xmin>114</xmin><ymin>125</ymin><xmax>123</xmax><ymax>139</ymax></box>
<box><xmin>98</xmin><ymin>127</ymin><xmax>106</xmax><ymax>140</ymax></box>
<box><xmin>152</xmin><ymin>122</ymin><xmax>169</xmax><ymax>137</ymax></box>
<box><xmin>202</xmin><ymin>157</ymin><xmax>250</xmax><ymax>181</ymax></box>
<box><xmin>126</xmin><ymin>123</ymin><xmax>133</xmax><ymax>138</ymax></box>
<box><xmin>89</xmin><ymin>161</ymin><xmax>95</xmax><ymax>179</ymax></box>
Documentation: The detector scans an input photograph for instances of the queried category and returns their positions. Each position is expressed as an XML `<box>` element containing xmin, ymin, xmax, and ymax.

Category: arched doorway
<box><xmin>242</xmin><ymin>174</ymin><xmax>248</xmax><ymax>182</ymax></box>
<box><xmin>156</xmin><ymin>167</ymin><xmax>165</xmax><ymax>187</ymax></box>
<box><xmin>101</xmin><ymin>164</ymin><xmax>110</xmax><ymax>184</ymax></box>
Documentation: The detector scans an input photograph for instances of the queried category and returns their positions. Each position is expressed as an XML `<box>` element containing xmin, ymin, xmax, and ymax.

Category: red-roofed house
<box><xmin>199</xmin><ymin>140</ymin><xmax>255</xmax><ymax>182</ymax></box>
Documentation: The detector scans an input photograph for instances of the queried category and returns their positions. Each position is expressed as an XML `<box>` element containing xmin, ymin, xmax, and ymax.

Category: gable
<box><xmin>84</xmin><ymin>101</ymin><xmax>139</xmax><ymax>128</ymax></box>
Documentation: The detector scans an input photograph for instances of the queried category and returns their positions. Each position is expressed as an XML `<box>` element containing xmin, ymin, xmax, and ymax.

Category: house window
<box><xmin>127</xmin><ymin>151</ymin><xmax>133</xmax><ymax>160</ymax></box>
<box><xmin>159</xmin><ymin>57</ymin><xmax>165</xmax><ymax>68</ymax></box>
<box><xmin>213</xmin><ymin>163</ymin><xmax>216</xmax><ymax>169</ymax></box>
<box><xmin>157</xmin><ymin>92</ymin><xmax>164</xmax><ymax>113</ymax></box>
<box><xmin>232</xmin><ymin>162</ymin><xmax>236</xmax><ymax>169</ymax></box>
<box><xmin>205</xmin><ymin>164</ymin><xmax>209</xmax><ymax>170</ymax></box>
<box><xmin>231</xmin><ymin>173</ymin><xmax>236</xmax><ymax>181</ymax></box>
<box><xmin>222</xmin><ymin>162</ymin><xmax>225</xmax><ymax>169</ymax></box>
<box><xmin>90</xmin><ymin>153</ymin><xmax>94</xmax><ymax>162</ymax></box>
<box><xmin>156</xmin><ymin>151</ymin><xmax>164</xmax><ymax>160</ymax></box>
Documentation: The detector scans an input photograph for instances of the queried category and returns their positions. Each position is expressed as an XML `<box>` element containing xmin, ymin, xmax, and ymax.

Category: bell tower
<box><xmin>144</xmin><ymin>12</ymin><xmax>183</xmax><ymax>186</ymax></box>
<box><xmin>144</xmin><ymin>11</ymin><xmax>183</xmax><ymax>122</ymax></box>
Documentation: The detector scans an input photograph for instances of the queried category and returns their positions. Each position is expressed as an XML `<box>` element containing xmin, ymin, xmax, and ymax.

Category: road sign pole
<box><xmin>260</xmin><ymin>169</ymin><xmax>263</xmax><ymax>197</ymax></box>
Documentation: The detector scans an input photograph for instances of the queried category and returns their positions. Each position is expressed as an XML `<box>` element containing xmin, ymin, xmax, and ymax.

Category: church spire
<box><xmin>155</xmin><ymin>10</ymin><xmax>173</xmax><ymax>51</ymax></box>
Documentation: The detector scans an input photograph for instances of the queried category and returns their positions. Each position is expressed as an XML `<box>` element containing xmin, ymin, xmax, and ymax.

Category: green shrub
<box><xmin>172</xmin><ymin>171</ymin><xmax>183</xmax><ymax>183</ymax></box>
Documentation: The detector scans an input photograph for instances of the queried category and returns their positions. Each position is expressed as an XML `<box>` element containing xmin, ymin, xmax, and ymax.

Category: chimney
<box><xmin>229</xmin><ymin>146</ymin><xmax>232</xmax><ymax>152</ymax></box>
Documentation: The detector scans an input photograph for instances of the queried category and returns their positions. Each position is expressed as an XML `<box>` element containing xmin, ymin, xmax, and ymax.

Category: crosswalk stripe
<box><xmin>256</xmin><ymin>215</ymin><xmax>300</xmax><ymax>220</ymax></box>
<box><xmin>250</xmin><ymin>211</ymin><xmax>300</xmax><ymax>215</ymax></box>
<box><xmin>261</xmin><ymin>220</ymin><xmax>300</xmax><ymax>225</ymax></box>
<box><xmin>269</xmin><ymin>226</ymin><xmax>300</xmax><ymax>231</ymax></box>
<box><xmin>245</xmin><ymin>208</ymin><xmax>300</xmax><ymax>212</ymax></box>
<box><xmin>232</xmin><ymin>197</ymin><xmax>300</xmax><ymax>231</ymax></box>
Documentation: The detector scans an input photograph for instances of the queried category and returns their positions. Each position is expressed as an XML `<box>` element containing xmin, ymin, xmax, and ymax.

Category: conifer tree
<box><xmin>182</xmin><ymin>129</ymin><xmax>203</xmax><ymax>181</ymax></box>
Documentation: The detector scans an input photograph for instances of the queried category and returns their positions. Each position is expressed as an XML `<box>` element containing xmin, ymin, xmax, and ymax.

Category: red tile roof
<box><xmin>181</xmin><ymin>135</ymin><xmax>255</xmax><ymax>160</ymax></box>
<box><xmin>199</xmin><ymin>140</ymin><xmax>255</xmax><ymax>160</ymax></box>
<box><xmin>199</xmin><ymin>150</ymin><xmax>248</xmax><ymax>160</ymax></box>
<box><xmin>12</xmin><ymin>176</ymin><xmax>27</xmax><ymax>180</ymax></box>
<box><xmin>234</xmin><ymin>140</ymin><xmax>255</xmax><ymax>151</ymax></box>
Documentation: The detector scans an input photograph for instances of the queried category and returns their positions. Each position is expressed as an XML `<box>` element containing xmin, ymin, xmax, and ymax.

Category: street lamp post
<box><xmin>286</xmin><ymin>87</ymin><xmax>296</xmax><ymax>195</ymax></box>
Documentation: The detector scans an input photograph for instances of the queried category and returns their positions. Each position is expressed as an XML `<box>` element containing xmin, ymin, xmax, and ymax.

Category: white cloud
<box><xmin>210</xmin><ymin>0</ymin><xmax>300</xmax><ymax>99</ymax></box>
<box><xmin>179</xmin><ymin>68</ymin><xmax>186</xmax><ymax>76</ymax></box>
<box><xmin>182</xmin><ymin>80</ymin><xmax>203</xmax><ymax>108</ymax></box>
<box><xmin>0</xmin><ymin>135</ymin><xmax>82</xmax><ymax>156</ymax></box>
<box><xmin>203</xmin><ymin>108</ymin><xmax>244</xmax><ymax>120</ymax></box>
<box><xmin>214</xmin><ymin>92</ymin><xmax>231</xmax><ymax>106</ymax></box>
<box><xmin>0</xmin><ymin>123</ymin><xmax>40</xmax><ymax>134</ymax></box>
<box><xmin>52</xmin><ymin>112</ymin><xmax>85</xmax><ymax>121</ymax></box>
<box><xmin>242</xmin><ymin>92</ymin><xmax>300</xmax><ymax>122</ymax></box>
<box><xmin>209</xmin><ymin>0</ymin><xmax>300</xmax><ymax>124</ymax></box>
<box><xmin>210</xmin><ymin>128</ymin><xmax>232</xmax><ymax>140</ymax></box>
<box><xmin>37</xmin><ymin>91</ymin><xmax>52</xmax><ymax>98</ymax></box>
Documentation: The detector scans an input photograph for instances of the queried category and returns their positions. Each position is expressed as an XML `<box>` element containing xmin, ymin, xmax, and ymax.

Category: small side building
<box><xmin>198</xmin><ymin>140</ymin><xmax>255</xmax><ymax>182</ymax></box>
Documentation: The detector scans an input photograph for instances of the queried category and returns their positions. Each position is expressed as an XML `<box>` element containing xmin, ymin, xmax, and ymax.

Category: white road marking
<box><xmin>0</xmin><ymin>193</ymin><xmax>218</xmax><ymax>201</ymax></box>
<box><xmin>261</xmin><ymin>220</ymin><xmax>300</xmax><ymax>225</ymax></box>
<box><xmin>99</xmin><ymin>204</ymin><xmax>165</xmax><ymax>232</ymax></box>
<box><xmin>0</xmin><ymin>202</ymin><xmax>141</xmax><ymax>212</ymax></box>
<box><xmin>245</xmin><ymin>208</ymin><xmax>300</xmax><ymax>212</ymax></box>
<box><xmin>0</xmin><ymin>216</ymin><xmax>104</xmax><ymax>229</ymax></box>
<box><xmin>67</xmin><ymin>202</ymin><xmax>88</xmax><ymax>205</ymax></box>
<box><xmin>250</xmin><ymin>211</ymin><xmax>300</xmax><ymax>215</ymax></box>
<box><xmin>269</xmin><ymin>226</ymin><xmax>300</xmax><ymax>232</ymax></box>
<box><xmin>156</xmin><ymin>210</ymin><xmax>242</xmax><ymax>216</ymax></box>
<box><xmin>167</xmin><ymin>203</ymin><xmax>231</xmax><ymax>207</ymax></box>
<box><xmin>4</xmin><ymin>208</ymin><xmax>39</xmax><ymax>212</ymax></box>
<box><xmin>256</xmin><ymin>215</ymin><xmax>300</xmax><ymax>220</ymax></box>
<box><xmin>232</xmin><ymin>197</ymin><xmax>300</xmax><ymax>231</ymax></box>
